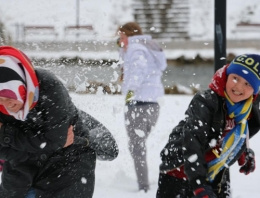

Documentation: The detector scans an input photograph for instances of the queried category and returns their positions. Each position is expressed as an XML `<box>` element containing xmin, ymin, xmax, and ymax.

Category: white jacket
<box><xmin>120</xmin><ymin>35</ymin><xmax>167</xmax><ymax>102</ymax></box>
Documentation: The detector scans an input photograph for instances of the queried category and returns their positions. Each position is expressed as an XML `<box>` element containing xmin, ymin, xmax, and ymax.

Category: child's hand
<box><xmin>238</xmin><ymin>148</ymin><xmax>256</xmax><ymax>175</ymax></box>
<box><xmin>64</xmin><ymin>125</ymin><xmax>74</xmax><ymax>148</ymax></box>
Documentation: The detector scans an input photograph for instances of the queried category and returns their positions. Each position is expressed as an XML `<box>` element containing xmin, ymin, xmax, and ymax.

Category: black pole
<box><xmin>214</xmin><ymin>0</ymin><xmax>226</xmax><ymax>71</ymax></box>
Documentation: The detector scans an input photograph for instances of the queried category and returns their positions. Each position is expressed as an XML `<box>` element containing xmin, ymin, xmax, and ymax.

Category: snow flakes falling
<box><xmin>81</xmin><ymin>177</ymin><xmax>87</xmax><ymax>184</ymax></box>
<box><xmin>164</xmin><ymin>148</ymin><xmax>169</xmax><ymax>156</ymax></box>
<box><xmin>40</xmin><ymin>142</ymin><xmax>46</xmax><ymax>149</ymax></box>
<box><xmin>131</xmin><ymin>112</ymin><xmax>136</xmax><ymax>119</ymax></box>
<box><xmin>242</xmin><ymin>119</ymin><xmax>247</xmax><ymax>124</ymax></box>
<box><xmin>196</xmin><ymin>179</ymin><xmax>202</xmax><ymax>185</ymax></box>
<box><xmin>242</xmin><ymin>69</ymin><xmax>249</xmax><ymax>74</ymax></box>
<box><xmin>209</xmin><ymin>139</ymin><xmax>217</xmax><ymax>147</ymax></box>
<box><xmin>150</xmin><ymin>27</ymin><xmax>156</xmax><ymax>31</ymax></box>
<box><xmin>198</xmin><ymin>120</ymin><xmax>203</xmax><ymax>126</ymax></box>
<box><xmin>110</xmin><ymin>62</ymin><xmax>119</xmax><ymax>69</ymax></box>
<box><xmin>134</xmin><ymin>129</ymin><xmax>145</xmax><ymax>137</ymax></box>
<box><xmin>188</xmin><ymin>154</ymin><xmax>198</xmax><ymax>163</ymax></box>
<box><xmin>111</xmin><ymin>71</ymin><xmax>119</xmax><ymax>82</ymax></box>
<box><xmin>224</xmin><ymin>163</ymin><xmax>229</xmax><ymax>168</ymax></box>
<box><xmin>125</xmin><ymin>119</ymin><xmax>130</xmax><ymax>126</ymax></box>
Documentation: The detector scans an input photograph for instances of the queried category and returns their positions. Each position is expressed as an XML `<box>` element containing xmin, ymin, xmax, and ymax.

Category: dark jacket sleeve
<box><xmin>182</xmin><ymin>91</ymin><xmax>220</xmax><ymax>190</ymax></box>
<box><xmin>76</xmin><ymin>110</ymin><xmax>119</xmax><ymax>161</ymax></box>
<box><xmin>0</xmin><ymin>69</ymin><xmax>77</xmax><ymax>153</ymax></box>
<box><xmin>159</xmin><ymin>120</ymin><xmax>186</xmax><ymax>172</ymax></box>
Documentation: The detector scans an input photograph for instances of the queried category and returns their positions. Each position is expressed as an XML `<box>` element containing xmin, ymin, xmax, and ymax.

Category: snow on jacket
<box><xmin>120</xmin><ymin>35</ymin><xmax>167</xmax><ymax>102</ymax></box>
<box><xmin>0</xmin><ymin>68</ymin><xmax>119</xmax><ymax>164</ymax></box>
<box><xmin>159</xmin><ymin>89</ymin><xmax>260</xmax><ymax>190</ymax></box>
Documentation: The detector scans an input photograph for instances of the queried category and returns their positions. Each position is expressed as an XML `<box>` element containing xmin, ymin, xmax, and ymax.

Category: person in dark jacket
<box><xmin>0</xmin><ymin>46</ymin><xmax>119</xmax><ymax>198</ymax></box>
<box><xmin>157</xmin><ymin>54</ymin><xmax>260</xmax><ymax>198</ymax></box>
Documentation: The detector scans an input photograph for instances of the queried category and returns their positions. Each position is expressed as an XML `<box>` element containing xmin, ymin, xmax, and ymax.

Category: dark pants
<box><xmin>125</xmin><ymin>102</ymin><xmax>160</xmax><ymax>190</ymax></box>
<box><xmin>156</xmin><ymin>169</ymin><xmax>231</xmax><ymax>198</ymax></box>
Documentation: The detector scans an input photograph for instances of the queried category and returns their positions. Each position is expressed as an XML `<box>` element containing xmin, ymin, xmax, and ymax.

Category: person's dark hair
<box><xmin>117</xmin><ymin>22</ymin><xmax>143</xmax><ymax>37</ymax></box>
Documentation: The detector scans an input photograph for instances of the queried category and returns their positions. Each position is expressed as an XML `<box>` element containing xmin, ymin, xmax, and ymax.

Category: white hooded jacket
<box><xmin>120</xmin><ymin>35</ymin><xmax>167</xmax><ymax>102</ymax></box>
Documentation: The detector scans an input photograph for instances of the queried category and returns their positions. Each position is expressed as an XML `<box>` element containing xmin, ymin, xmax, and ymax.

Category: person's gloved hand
<box><xmin>193</xmin><ymin>185</ymin><xmax>217</xmax><ymax>198</ymax></box>
<box><xmin>238</xmin><ymin>148</ymin><xmax>256</xmax><ymax>175</ymax></box>
<box><xmin>116</xmin><ymin>38</ymin><xmax>121</xmax><ymax>47</ymax></box>
<box><xmin>125</xmin><ymin>90</ymin><xmax>134</xmax><ymax>104</ymax></box>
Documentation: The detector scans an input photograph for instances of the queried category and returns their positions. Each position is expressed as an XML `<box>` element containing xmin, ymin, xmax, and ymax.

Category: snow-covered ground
<box><xmin>0</xmin><ymin>93</ymin><xmax>259</xmax><ymax>197</ymax></box>
<box><xmin>69</xmin><ymin>93</ymin><xmax>260</xmax><ymax>198</ymax></box>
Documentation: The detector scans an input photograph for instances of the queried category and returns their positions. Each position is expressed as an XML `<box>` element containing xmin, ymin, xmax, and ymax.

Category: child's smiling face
<box><xmin>0</xmin><ymin>97</ymin><xmax>24</xmax><ymax>113</ymax></box>
<box><xmin>226</xmin><ymin>73</ymin><xmax>254</xmax><ymax>103</ymax></box>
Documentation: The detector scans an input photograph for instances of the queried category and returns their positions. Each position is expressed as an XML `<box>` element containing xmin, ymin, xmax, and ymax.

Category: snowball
<box><xmin>242</xmin><ymin>69</ymin><xmax>249</xmax><ymax>74</ymax></box>
<box><xmin>135</xmin><ymin>129</ymin><xmax>145</xmax><ymax>137</ymax></box>
<box><xmin>209</xmin><ymin>139</ymin><xmax>217</xmax><ymax>147</ymax></box>
<box><xmin>188</xmin><ymin>154</ymin><xmax>198</xmax><ymax>163</ymax></box>
<box><xmin>40</xmin><ymin>142</ymin><xmax>46</xmax><ymax>149</ymax></box>
<box><xmin>81</xmin><ymin>177</ymin><xmax>87</xmax><ymax>184</ymax></box>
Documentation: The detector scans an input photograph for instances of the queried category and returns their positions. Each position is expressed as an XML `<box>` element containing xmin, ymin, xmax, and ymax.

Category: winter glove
<box><xmin>238</xmin><ymin>148</ymin><xmax>256</xmax><ymax>175</ymax></box>
<box><xmin>116</xmin><ymin>38</ymin><xmax>121</xmax><ymax>47</ymax></box>
<box><xmin>125</xmin><ymin>90</ymin><xmax>134</xmax><ymax>104</ymax></box>
<box><xmin>193</xmin><ymin>185</ymin><xmax>217</xmax><ymax>198</ymax></box>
